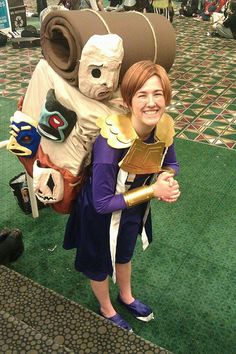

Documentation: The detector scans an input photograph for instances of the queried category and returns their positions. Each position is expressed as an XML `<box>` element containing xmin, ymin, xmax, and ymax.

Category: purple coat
<box><xmin>64</xmin><ymin>132</ymin><xmax>179</xmax><ymax>281</ymax></box>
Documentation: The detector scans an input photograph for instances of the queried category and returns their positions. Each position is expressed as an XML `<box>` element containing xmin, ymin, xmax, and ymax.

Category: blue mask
<box><xmin>7</xmin><ymin>112</ymin><xmax>41</xmax><ymax>157</ymax></box>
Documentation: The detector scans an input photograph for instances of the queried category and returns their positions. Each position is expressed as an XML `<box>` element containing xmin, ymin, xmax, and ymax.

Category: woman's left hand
<box><xmin>158</xmin><ymin>175</ymin><xmax>181</xmax><ymax>203</ymax></box>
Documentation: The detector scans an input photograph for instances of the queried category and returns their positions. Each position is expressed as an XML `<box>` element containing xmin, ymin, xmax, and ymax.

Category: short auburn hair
<box><xmin>120</xmin><ymin>60</ymin><xmax>172</xmax><ymax>108</ymax></box>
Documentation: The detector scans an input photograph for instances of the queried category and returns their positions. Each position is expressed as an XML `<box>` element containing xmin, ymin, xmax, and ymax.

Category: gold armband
<box><xmin>123</xmin><ymin>185</ymin><xmax>154</xmax><ymax>208</ymax></box>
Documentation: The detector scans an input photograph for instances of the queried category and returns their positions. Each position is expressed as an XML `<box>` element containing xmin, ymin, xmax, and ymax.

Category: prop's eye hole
<box><xmin>21</xmin><ymin>135</ymin><xmax>32</xmax><ymax>145</ymax></box>
<box><xmin>92</xmin><ymin>68</ymin><xmax>101</xmax><ymax>78</ymax></box>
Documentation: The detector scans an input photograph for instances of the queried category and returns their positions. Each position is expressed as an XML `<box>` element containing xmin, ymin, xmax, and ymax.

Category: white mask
<box><xmin>78</xmin><ymin>34</ymin><xmax>124</xmax><ymax>101</ymax></box>
<box><xmin>33</xmin><ymin>160</ymin><xmax>64</xmax><ymax>204</ymax></box>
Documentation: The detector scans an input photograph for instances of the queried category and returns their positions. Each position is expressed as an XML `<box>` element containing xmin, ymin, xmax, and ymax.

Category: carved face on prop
<box><xmin>33</xmin><ymin>160</ymin><xmax>64</xmax><ymax>204</ymax></box>
<box><xmin>78</xmin><ymin>34</ymin><xmax>124</xmax><ymax>101</ymax></box>
<box><xmin>7</xmin><ymin>111</ymin><xmax>40</xmax><ymax>157</ymax></box>
<box><xmin>38</xmin><ymin>89</ymin><xmax>77</xmax><ymax>142</ymax></box>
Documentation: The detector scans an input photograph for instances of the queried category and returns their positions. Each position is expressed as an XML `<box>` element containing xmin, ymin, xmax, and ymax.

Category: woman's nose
<box><xmin>147</xmin><ymin>95</ymin><xmax>155</xmax><ymax>106</ymax></box>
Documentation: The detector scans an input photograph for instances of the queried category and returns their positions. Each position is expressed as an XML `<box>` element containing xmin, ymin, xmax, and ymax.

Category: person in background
<box><xmin>58</xmin><ymin>0</ymin><xmax>104</xmax><ymax>10</ymax></box>
<box><xmin>63</xmin><ymin>60</ymin><xmax>181</xmax><ymax>331</ymax></box>
<box><xmin>139</xmin><ymin>0</ymin><xmax>154</xmax><ymax>12</ymax></box>
<box><xmin>58</xmin><ymin>0</ymin><xmax>76</xmax><ymax>9</ymax></box>
<box><xmin>211</xmin><ymin>0</ymin><xmax>236</xmax><ymax>37</ymax></box>
<box><xmin>109</xmin><ymin>0</ymin><xmax>123</xmax><ymax>6</ymax></box>
<box><xmin>123</xmin><ymin>0</ymin><xmax>137</xmax><ymax>10</ymax></box>
<box><xmin>179</xmin><ymin>0</ymin><xmax>199</xmax><ymax>17</ymax></box>
<box><xmin>78</xmin><ymin>0</ymin><xmax>105</xmax><ymax>10</ymax></box>
<box><xmin>194</xmin><ymin>0</ymin><xmax>227</xmax><ymax>20</ymax></box>
<box><xmin>123</xmin><ymin>0</ymin><xmax>154</xmax><ymax>12</ymax></box>
<box><xmin>36</xmin><ymin>0</ymin><xmax>48</xmax><ymax>15</ymax></box>
<box><xmin>152</xmin><ymin>0</ymin><xmax>174</xmax><ymax>21</ymax></box>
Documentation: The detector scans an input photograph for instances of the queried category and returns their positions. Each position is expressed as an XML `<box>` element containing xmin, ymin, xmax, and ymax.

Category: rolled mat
<box><xmin>41</xmin><ymin>9</ymin><xmax>176</xmax><ymax>87</ymax></box>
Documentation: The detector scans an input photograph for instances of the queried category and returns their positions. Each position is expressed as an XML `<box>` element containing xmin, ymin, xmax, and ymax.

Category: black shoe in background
<box><xmin>0</xmin><ymin>227</ymin><xmax>11</xmax><ymax>242</ymax></box>
<box><xmin>0</xmin><ymin>228</ymin><xmax>24</xmax><ymax>264</ymax></box>
<box><xmin>21</xmin><ymin>25</ymin><xmax>40</xmax><ymax>38</ymax></box>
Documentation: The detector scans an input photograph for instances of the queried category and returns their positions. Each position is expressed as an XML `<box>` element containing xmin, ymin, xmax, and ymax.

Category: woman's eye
<box><xmin>91</xmin><ymin>68</ymin><xmax>101</xmax><ymax>78</ymax></box>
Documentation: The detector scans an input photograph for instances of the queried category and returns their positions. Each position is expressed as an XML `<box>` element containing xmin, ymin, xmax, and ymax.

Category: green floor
<box><xmin>1</xmin><ymin>139</ymin><xmax>236</xmax><ymax>354</ymax></box>
<box><xmin>0</xmin><ymin>10</ymin><xmax>236</xmax><ymax>354</ymax></box>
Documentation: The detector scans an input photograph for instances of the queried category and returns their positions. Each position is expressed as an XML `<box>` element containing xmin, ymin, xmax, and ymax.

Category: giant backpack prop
<box><xmin>7</xmin><ymin>10</ymin><xmax>176</xmax><ymax>214</ymax></box>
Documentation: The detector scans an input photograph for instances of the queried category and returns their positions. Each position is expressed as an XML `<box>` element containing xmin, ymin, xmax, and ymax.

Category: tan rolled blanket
<box><xmin>40</xmin><ymin>9</ymin><xmax>176</xmax><ymax>86</ymax></box>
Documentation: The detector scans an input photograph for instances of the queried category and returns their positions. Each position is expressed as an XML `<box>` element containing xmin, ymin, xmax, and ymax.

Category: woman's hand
<box><xmin>151</xmin><ymin>172</ymin><xmax>180</xmax><ymax>203</ymax></box>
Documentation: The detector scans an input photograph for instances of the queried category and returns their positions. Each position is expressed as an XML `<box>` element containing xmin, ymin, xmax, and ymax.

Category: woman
<box><xmin>64</xmin><ymin>60</ymin><xmax>180</xmax><ymax>331</ymax></box>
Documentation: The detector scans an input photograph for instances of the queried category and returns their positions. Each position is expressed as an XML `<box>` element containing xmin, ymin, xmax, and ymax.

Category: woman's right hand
<box><xmin>151</xmin><ymin>172</ymin><xmax>180</xmax><ymax>203</ymax></box>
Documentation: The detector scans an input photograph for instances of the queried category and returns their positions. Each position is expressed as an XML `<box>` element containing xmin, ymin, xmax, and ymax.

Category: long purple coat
<box><xmin>63</xmin><ymin>132</ymin><xmax>179</xmax><ymax>281</ymax></box>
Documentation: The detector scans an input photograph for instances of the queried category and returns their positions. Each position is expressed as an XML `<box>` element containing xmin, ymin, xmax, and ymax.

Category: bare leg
<box><xmin>116</xmin><ymin>261</ymin><xmax>135</xmax><ymax>304</ymax></box>
<box><xmin>90</xmin><ymin>277</ymin><xmax>116</xmax><ymax>318</ymax></box>
<box><xmin>116</xmin><ymin>262</ymin><xmax>154</xmax><ymax>322</ymax></box>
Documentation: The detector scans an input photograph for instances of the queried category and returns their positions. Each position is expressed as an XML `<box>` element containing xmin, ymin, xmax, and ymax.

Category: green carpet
<box><xmin>0</xmin><ymin>97</ymin><xmax>16</xmax><ymax>140</ymax></box>
<box><xmin>1</xmin><ymin>132</ymin><xmax>235</xmax><ymax>353</ymax></box>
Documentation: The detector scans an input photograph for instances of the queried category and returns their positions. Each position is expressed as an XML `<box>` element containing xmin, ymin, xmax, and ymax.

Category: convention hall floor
<box><xmin>0</xmin><ymin>11</ymin><xmax>235</xmax><ymax>148</ymax></box>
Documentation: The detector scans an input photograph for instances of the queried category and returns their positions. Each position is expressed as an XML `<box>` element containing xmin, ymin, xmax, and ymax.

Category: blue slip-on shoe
<box><xmin>117</xmin><ymin>295</ymin><xmax>154</xmax><ymax>322</ymax></box>
<box><xmin>99</xmin><ymin>311</ymin><xmax>133</xmax><ymax>332</ymax></box>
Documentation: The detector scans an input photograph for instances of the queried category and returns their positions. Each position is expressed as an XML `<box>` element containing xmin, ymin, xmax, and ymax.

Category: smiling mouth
<box><xmin>143</xmin><ymin>110</ymin><xmax>159</xmax><ymax>115</ymax></box>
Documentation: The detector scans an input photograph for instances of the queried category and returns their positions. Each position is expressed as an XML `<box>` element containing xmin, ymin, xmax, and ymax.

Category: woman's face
<box><xmin>131</xmin><ymin>75</ymin><xmax>166</xmax><ymax>136</ymax></box>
